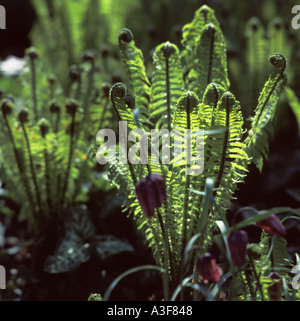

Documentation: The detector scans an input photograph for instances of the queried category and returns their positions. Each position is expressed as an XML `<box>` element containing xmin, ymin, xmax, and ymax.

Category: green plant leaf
<box><xmin>93</xmin><ymin>235</ymin><xmax>134</xmax><ymax>260</ymax></box>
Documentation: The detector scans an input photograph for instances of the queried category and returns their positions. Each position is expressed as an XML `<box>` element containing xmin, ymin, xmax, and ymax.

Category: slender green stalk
<box><xmin>29</xmin><ymin>58</ymin><xmax>38</xmax><ymax>122</ymax></box>
<box><xmin>99</xmin><ymin>98</ymin><xmax>109</xmax><ymax>130</ymax></box>
<box><xmin>165</xmin><ymin>56</ymin><xmax>171</xmax><ymax>132</ymax></box>
<box><xmin>189</xmin><ymin>85</ymin><xmax>219</xmax><ymax>240</ymax></box>
<box><xmin>3</xmin><ymin>115</ymin><xmax>35</xmax><ymax>216</ymax></box>
<box><xmin>42</xmin><ymin>139</ymin><xmax>52</xmax><ymax>217</ymax></box>
<box><xmin>82</xmin><ymin>60</ymin><xmax>95</xmax><ymax>123</ymax></box>
<box><xmin>181</xmin><ymin>93</ymin><xmax>191</xmax><ymax>252</ymax></box>
<box><xmin>191</xmin><ymin>179</ymin><xmax>214</xmax><ymax>300</ymax></box>
<box><xmin>159</xmin><ymin>160</ymin><xmax>177</xmax><ymax>285</ymax></box>
<box><xmin>110</xmin><ymin>92</ymin><xmax>137</xmax><ymax>185</ymax></box>
<box><xmin>248</xmin><ymin>253</ymin><xmax>265</xmax><ymax>300</ymax></box>
<box><xmin>156</xmin><ymin>208</ymin><xmax>169</xmax><ymax>300</ymax></box>
<box><xmin>214</xmin><ymin>93</ymin><xmax>230</xmax><ymax>193</ymax></box>
<box><xmin>54</xmin><ymin>111</ymin><xmax>61</xmax><ymax>133</ymax></box>
<box><xmin>61</xmin><ymin>111</ymin><xmax>76</xmax><ymax>206</ymax></box>
<box><xmin>103</xmin><ymin>265</ymin><xmax>166</xmax><ymax>301</ymax></box>
<box><xmin>74</xmin><ymin>78</ymin><xmax>82</xmax><ymax>101</ymax></box>
<box><xmin>254</xmin><ymin>56</ymin><xmax>286</xmax><ymax>128</ymax></box>
<box><xmin>20</xmin><ymin>121</ymin><xmax>43</xmax><ymax>215</ymax></box>
<box><xmin>244</xmin><ymin>266</ymin><xmax>256</xmax><ymax>299</ymax></box>
<box><xmin>207</xmin><ymin>25</ymin><xmax>215</xmax><ymax>85</ymax></box>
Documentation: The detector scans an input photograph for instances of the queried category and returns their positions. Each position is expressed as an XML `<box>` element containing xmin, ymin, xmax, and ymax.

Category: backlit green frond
<box><xmin>100</xmin><ymin>5</ymin><xmax>288</xmax><ymax>289</ymax></box>
<box><xmin>118</xmin><ymin>28</ymin><xmax>151</xmax><ymax>116</ymax></box>
<box><xmin>285</xmin><ymin>86</ymin><xmax>300</xmax><ymax>131</ymax></box>
<box><xmin>109</xmin><ymin>82</ymin><xmax>138</xmax><ymax>132</ymax></box>
<box><xmin>207</xmin><ymin>92</ymin><xmax>248</xmax><ymax>216</ymax></box>
<box><xmin>151</xmin><ymin>42</ymin><xmax>184</xmax><ymax>131</ymax></box>
<box><xmin>244</xmin><ymin>53</ymin><xmax>287</xmax><ymax>172</ymax></box>
<box><xmin>181</xmin><ymin>5</ymin><xmax>229</xmax><ymax>98</ymax></box>
<box><xmin>243</xmin><ymin>18</ymin><xmax>268</xmax><ymax>118</ymax></box>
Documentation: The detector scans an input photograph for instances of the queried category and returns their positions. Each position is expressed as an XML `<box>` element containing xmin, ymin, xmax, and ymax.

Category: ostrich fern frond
<box><xmin>101</xmin><ymin>5</ymin><xmax>288</xmax><ymax>287</ymax></box>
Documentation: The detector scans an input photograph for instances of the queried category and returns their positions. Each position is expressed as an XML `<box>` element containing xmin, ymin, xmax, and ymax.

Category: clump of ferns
<box><xmin>0</xmin><ymin>47</ymin><xmax>113</xmax><ymax>236</ymax></box>
<box><xmin>98</xmin><ymin>5</ymin><xmax>288</xmax><ymax>296</ymax></box>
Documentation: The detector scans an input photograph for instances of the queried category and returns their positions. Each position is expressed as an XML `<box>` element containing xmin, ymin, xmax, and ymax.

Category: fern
<box><xmin>151</xmin><ymin>42</ymin><xmax>184</xmax><ymax>130</ymax></box>
<box><xmin>118</xmin><ymin>29</ymin><xmax>151</xmax><ymax>118</ymax></box>
<box><xmin>285</xmin><ymin>86</ymin><xmax>300</xmax><ymax>132</ymax></box>
<box><xmin>243</xmin><ymin>53</ymin><xmax>287</xmax><ymax>172</ymax></box>
<box><xmin>181</xmin><ymin>5</ymin><xmax>229</xmax><ymax>99</ymax></box>
<box><xmin>102</xmin><ymin>5</ymin><xmax>289</xmax><ymax>290</ymax></box>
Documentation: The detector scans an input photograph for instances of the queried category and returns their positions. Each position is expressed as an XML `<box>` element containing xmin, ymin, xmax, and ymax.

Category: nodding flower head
<box><xmin>18</xmin><ymin>108</ymin><xmax>29</xmax><ymax>123</ymax></box>
<box><xmin>102</xmin><ymin>82</ymin><xmax>111</xmax><ymax>98</ymax></box>
<box><xmin>26</xmin><ymin>47</ymin><xmax>39</xmax><ymax>60</ymax></box>
<box><xmin>82</xmin><ymin>50</ymin><xmax>96</xmax><ymax>63</ymax></box>
<box><xmin>256</xmin><ymin>214</ymin><xmax>286</xmax><ymax>238</ymax></box>
<box><xmin>1</xmin><ymin>100</ymin><xmax>13</xmax><ymax>116</ymax></box>
<box><xmin>197</xmin><ymin>253</ymin><xmax>221</xmax><ymax>284</ymax></box>
<box><xmin>267</xmin><ymin>272</ymin><xmax>282</xmax><ymax>301</ymax></box>
<box><xmin>135</xmin><ymin>173</ymin><xmax>166</xmax><ymax>218</ymax></box>
<box><xmin>68</xmin><ymin>65</ymin><xmax>81</xmax><ymax>82</ymax></box>
<box><xmin>65</xmin><ymin>99</ymin><xmax>79</xmax><ymax>115</ymax></box>
<box><xmin>48</xmin><ymin>76</ymin><xmax>56</xmax><ymax>86</ymax></box>
<box><xmin>49</xmin><ymin>102</ymin><xmax>60</xmax><ymax>114</ymax></box>
<box><xmin>38</xmin><ymin>118</ymin><xmax>50</xmax><ymax>137</ymax></box>
<box><xmin>228</xmin><ymin>230</ymin><xmax>249</xmax><ymax>267</ymax></box>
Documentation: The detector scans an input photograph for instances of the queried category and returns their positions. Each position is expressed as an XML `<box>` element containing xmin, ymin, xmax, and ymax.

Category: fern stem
<box><xmin>81</xmin><ymin>60</ymin><xmax>96</xmax><ymax>138</ymax></box>
<box><xmin>99</xmin><ymin>99</ymin><xmax>109</xmax><ymax>130</ymax></box>
<box><xmin>29</xmin><ymin>58</ymin><xmax>38</xmax><ymax>122</ymax></box>
<box><xmin>61</xmin><ymin>1</ymin><xmax>75</xmax><ymax>68</ymax></box>
<box><xmin>248</xmin><ymin>253</ymin><xmax>265</xmax><ymax>301</ymax></box>
<box><xmin>214</xmin><ymin>93</ymin><xmax>230</xmax><ymax>193</ymax></box>
<box><xmin>75</xmin><ymin>78</ymin><xmax>82</xmax><ymax>101</ymax></box>
<box><xmin>190</xmin><ymin>84</ymin><xmax>219</xmax><ymax>239</ymax></box>
<box><xmin>20</xmin><ymin>121</ymin><xmax>43</xmax><ymax>215</ymax></box>
<box><xmin>244</xmin><ymin>267</ymin><xmax>256</xmax><ymax>299</ymax></box>
<box><xmin>111</xmin><ymin>95</ymin><xmax>137</xmax><ymax>185</ymax></box>
<box><xmin>43</xmin><ymin>140</ymin><xmax>52</xmax><ymax>217</ymax></box>
<box><xmin>156</xmin><ymin>208</ymin><xmax>169</xmax><ymax>300</ymax></box>
<box><xmin>181</xmin><ymin>92</ymin><xmax>191</xmax><ymax>252</ymax></box>
<box><xmin>254</xmin><ymin>57</ymin><xmax>286</xmax><ymax>128</ymax></box>
<box><xmin>54</xmin><ymin>111</ymin><xmax>61</xmax><ymax>133</ymax></box>
<box><xmin>61</xmin><ymin>111</ymin><xmax>76</xmax><ymax>206</ymax></box>
<box><xmin>3</xmin><ymin>115</ymin><xmax>36</xmax><ymax>216</ymax></box>
<box><xmin>207</xmin><ymin>26</ymin><xmax>215</xmax><ymax>85</ymax></box>
<box><xmin>165</xmin><ymin>56</ymin><xmax>171</xmax><ymax>132</ymax></box>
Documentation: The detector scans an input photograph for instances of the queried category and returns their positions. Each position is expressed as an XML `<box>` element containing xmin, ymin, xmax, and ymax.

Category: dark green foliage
<box><xmin>44</xmin><ymin>206</ymin><xmax>134</xmax><ymax>273</ymax></box>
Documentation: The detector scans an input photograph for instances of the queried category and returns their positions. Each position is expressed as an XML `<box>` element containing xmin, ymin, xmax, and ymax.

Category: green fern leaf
<box><xmin>151</xmin><ymin>42</ymin><xmax>184</xmax><ymax>131</ymax></box>
<box><xmin>181</xmin><ymin>5</ymin><xmax>229</xmax><ymax>98</ymax></box>
<box><xmin>118</xmin><ymin>28</ymin><xmax>151</xmax><ymax>125</ymax></box>
<box><xmin>244</xmin><ymin>53</ymin><xmax>287</xmax><ymax>172</ymax></box>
